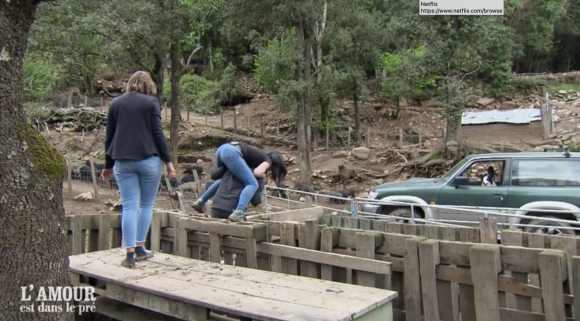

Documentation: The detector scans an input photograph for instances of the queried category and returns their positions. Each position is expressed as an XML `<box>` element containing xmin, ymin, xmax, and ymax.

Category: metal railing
<box><xmin>263</xmin><ymin>185</ymin><xmax>580</xmax><ymax>233</ymax></box>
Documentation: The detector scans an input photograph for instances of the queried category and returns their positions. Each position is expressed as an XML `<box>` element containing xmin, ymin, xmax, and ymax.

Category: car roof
<box><xmin>466</xmin><ymin>152</ymin><xmax>580</xmax><ymax>160</ymax></box>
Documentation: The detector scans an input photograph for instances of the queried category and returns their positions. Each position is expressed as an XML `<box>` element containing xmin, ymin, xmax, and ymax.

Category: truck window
<box><xmin>511</xmin><ymin>159</ymin><xmax>580</xmax><ymax>186</ymax></box>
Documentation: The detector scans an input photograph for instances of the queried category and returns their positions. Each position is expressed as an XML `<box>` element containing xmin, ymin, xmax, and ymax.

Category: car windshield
<box><xmin>440</xmin><ymin>157</ymin><xmax>470</xmax><ymax>181</ymax></box>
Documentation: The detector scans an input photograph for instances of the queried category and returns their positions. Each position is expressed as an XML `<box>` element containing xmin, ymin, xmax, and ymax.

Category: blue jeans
<box><xmin>113</xmin><ymin>156</ymin><xmax>163</xmax><ymax>248</ymax></box>
<box><xmin>200</xmin><ymin>144</ymin><xmax>258</xmax><ymax>212</ymax></box>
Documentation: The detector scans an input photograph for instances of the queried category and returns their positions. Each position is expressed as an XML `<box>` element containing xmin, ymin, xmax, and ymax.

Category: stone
<box><xmin>351</xmin><ymin>147</ymin><xmax>371</xmax><ymax>160</ymax></box>
<box><xmin>332</xmin><ymin>151</ymin><xmax>349</xmax><ymax>158</ymax></box>
<box><xmin>501</xmin><ymin>101</ymin><xmax>517</xmax><ymax>109</ymax></box>
<box><xmin>476</xmin><ymin>98</ymin><xmax>495</xmax><ymax>106</ymax></box>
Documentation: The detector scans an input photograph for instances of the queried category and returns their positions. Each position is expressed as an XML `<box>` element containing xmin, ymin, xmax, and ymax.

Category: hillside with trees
<box><xmin>22</xmin><ymin>0</ymin><xmax>580</xmax><ymax>184</ymax></box>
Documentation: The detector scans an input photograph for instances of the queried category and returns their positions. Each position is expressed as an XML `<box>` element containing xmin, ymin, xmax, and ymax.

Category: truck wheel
<box><xmin>524</xmin><ymin>216</ymin><xmax>576</xmax><ymax>236</ymax></box>
<box><xmin>380</xmin><ymin>207</ymin><xmax>423</xmax><ymax>224</ymax></box>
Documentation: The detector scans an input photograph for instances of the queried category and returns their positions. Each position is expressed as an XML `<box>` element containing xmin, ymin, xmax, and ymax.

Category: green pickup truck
<box><xmin>362</xmin><ymin>152</ymin><xmax>580</xmax><ymax>235</ymax></box>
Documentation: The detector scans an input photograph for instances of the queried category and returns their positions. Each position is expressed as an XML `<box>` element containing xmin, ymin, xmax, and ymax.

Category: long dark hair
<box><xmin>266</xmin><ymin>152</ymin><xmax>287</xmax><ymax>186</ymax></box>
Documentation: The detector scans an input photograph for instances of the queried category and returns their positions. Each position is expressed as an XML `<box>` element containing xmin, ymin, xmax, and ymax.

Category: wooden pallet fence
<box><xmin>65</xmin><ymin>212</ymin><xmax>580</xmax><ymax>321</ymax></box>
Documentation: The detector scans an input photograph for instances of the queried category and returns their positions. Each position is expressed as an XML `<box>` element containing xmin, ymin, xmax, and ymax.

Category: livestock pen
<box><xmin>66</xmin><ymin>209</ymin><xmax>580</xmax><ymax>321</ymax></box>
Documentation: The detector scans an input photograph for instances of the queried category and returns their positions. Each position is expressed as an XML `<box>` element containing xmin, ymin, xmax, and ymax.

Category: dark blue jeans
<box><xmin>200</xmin><ymin>144</ymin><xmax>258</xmax><ymax>211</ymax></box>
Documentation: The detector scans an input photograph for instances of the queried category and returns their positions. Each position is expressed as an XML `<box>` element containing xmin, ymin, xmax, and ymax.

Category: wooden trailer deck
<box><xmin>69</xmin><ymin>248</ymin><xmax>398</xmax><ymax>321</ymax></box>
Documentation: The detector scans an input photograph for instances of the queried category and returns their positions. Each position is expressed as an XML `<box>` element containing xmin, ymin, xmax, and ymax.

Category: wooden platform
<box><xmin>69</xmin><ymin>248</ymin><xmax>397</xmax><ymax>321</ymax></box>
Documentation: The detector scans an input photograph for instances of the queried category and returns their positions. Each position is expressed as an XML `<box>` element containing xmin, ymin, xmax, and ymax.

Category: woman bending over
<box><xmin>191</xmin><ymin>142</ymin><xmax>286</xmax><ymax>221</ymax></box>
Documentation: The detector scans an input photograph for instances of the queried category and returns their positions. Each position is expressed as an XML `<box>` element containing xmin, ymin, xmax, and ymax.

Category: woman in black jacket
<box><xmin>101</xmin><ymin>71</ymin><xmax>176</xmax><ymax>269</ymax></box>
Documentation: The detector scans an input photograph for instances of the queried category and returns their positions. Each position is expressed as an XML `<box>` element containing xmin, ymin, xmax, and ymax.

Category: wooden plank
<box><xmin>95</xmin><ymin>296</ymin><xmax>184</xmax><ymax>321</ymax></box>
<box><xmin>209</xmin><ymin>232</ymin><xmax>221</xmax><ymax>263</ymax></box>
<box><xmin>78</xmin><ymin>248</ymin><xmax>390</xmax><ymax>299</ymax></box>
<box><xmin>500</xmin><ymin>229</ymin><xmax>531</xmax><ymax>311</ymax></box>
<box><xmin>539</xmin><ymin>250</ymin><xmax>567</xmax><ymax>321</ymax></box>
<box><xmin>457</xmin><ymin>228</ymin><xmax>477</xmax><ymax>321</ymax></box>
<box><xmin>280</xmin><ymin>222</ymin><xmax>298</xmax><ymax>275</ymax></box>
<box><xmin>355</xmin><ymin>232</ymin><xmax>377</xmax><ymax>287</ymax></box>
<box><xmin>256</xmin><ymin>242</ymin><xmax>391</xmax><ymax>274</ymax></box>
<box><xmin>419</xmin><ymin>239</ymin><xmax>440</xmax><ymax>321</ymax></box>
<box><xmin>70</xmin><ymin>251</ymin><xmax>398</xmax><ymax>321</ymax></box>
<box><xmin>470</xmin><ymin>244</ymin><xmax>502</xmax><ymax>321</ymax></box>
<box><xmin>98</xmin><ymin>214</ymin><xmax>111</xmax><ymax>251</ymax></box>
<box><xmin>150</xmin><ymin>211</ymin><xmax>162</xmax><ymax>252</ymax></box>
<box><xmin>179</xmin><ymin>218</ymin><xmax>267</xmax><ymax>241</ymax></box>
<box><xmin>573</xmin><ymin>256</ymin><xmax>580</xmax><ymax>321</ymax></box>
<box><xmin>479</xmin><ymin>217</ymin><xmax>497</xmax><ymax>244</ymax></box>
<box><xmin>247</xmin><ymin>208</ymin><xmax>324</xmax><ymax>223</ymax></box>
<box><xmin>404</xmin><ymin>237</ymin><xmax>423</xmax><ymax>321</ymax></box>
<box><xmin>320</xmin><ymin>227</ymin><xmax>338</xmax><ymax>281</ymax></box>
<box><xmin>174</xmin><ymin>218</ymin><xmax>189</xmax><ymax>257</ymax></box>
<box><xmin>70</xmin><ymin>215</ymin><xmax>84</xmax><ymax>255</ymax></box>
<box><xmin>528</xmin><ymin>233</ymin><xmax>545</xmax><ymax>312</ymax></box>
<box><xmin>438</xmin><ymin>225</ymin><xmax>459</xmax><ymax>321</ymax></box>
<box><xmin>551</xmin><ymin>235</ymin><xmax>576</xmax><ymax>318</ymax></box>
<box><xmin>302</xmin><ymin>220</ymin><xmax>320</xmax><ymax>278</ymax></box>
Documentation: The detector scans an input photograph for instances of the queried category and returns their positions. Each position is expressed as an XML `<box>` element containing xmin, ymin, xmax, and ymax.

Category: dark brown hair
<box><xmin>125</xmin><ymin>71</ymin><xmax>157</xmax><ymax>96</ymax></box>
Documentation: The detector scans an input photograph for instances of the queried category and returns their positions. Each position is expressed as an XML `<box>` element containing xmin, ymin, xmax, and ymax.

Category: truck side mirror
<box><xmin>453</xmin><ymin>175</ymin><xmax>469</xmax><ymax>187</ymax></box>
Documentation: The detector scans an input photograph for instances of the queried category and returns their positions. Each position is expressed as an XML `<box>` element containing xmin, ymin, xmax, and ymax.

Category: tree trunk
<box><xmin>152</xmin><ymin>54</ymin><xmax>166</xmax><ymax>106</ymax></box>
<box><xmin>0</xmin><ymin>1</ymin><xmax>72</xmax><ymax>320</ymax></box>
<box><xmin>354</xmin><ymin>90</ymin><xmax>361</xmax><ymax>143</ymax></box>
<box><xmin>169</xmin><ymin>42</ymin><xmax>181</xmax><ymax>165</ymax></box>
<box><xmin>295</xmin><ymin>21</ymin><xmax>311</xmax><ymax>184</ymax></box>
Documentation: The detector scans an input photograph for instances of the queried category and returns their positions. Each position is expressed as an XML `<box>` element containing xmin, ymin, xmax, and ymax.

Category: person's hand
<box><xmin>101</xmin><ymin>169</ymin><xmax>113</xmax><ymax>182</ymax></box>
<box><xmin>166</xmin><ymin>162</ymin><xmax>176</xmax><ymax>178</ymax></box>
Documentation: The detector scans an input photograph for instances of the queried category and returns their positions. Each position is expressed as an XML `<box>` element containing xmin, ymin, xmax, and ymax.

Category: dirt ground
<box><xmin>50</xmin><ymin>88</ymin><xmax>579</xmax><ymax>215</ymax></box>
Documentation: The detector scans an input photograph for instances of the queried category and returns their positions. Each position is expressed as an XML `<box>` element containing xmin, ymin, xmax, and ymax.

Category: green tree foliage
<box><xmin>253</xmin><ymin>28</ymin><xmax>301</xmax><ymax>95</ymax></box>
<box><xmin>380</xmin><ymin>46</ymin><xmax>436</xmax><ymax>118</ymax></box>
<box><xmin>22</xmin><ymin>53</ymin><xmax>60</xmax><ymax>102</ymax></box>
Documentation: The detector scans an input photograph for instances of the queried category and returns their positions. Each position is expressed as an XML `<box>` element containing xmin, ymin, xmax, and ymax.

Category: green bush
<box><xmin>23</xmin><ymin>53</ymin><xmax>60</xmax><ymax>102</ymax></box>
<box><xmin>180</xmin><ymin>74</ymin><xmax>221</xmax><ymax>113</ymax></box>
<box><xmin>253</xmin><ymin>28</ymin><xmax>301</xmax><ymax>94</ymax></box>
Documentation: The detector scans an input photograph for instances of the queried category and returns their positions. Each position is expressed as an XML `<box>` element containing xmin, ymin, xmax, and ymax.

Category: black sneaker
<box><xmin>191</xmin><ymin>199</ymin><xmax>205</xmax><ymax>213</ymax></box>
<box><xmin>135</xmin><ymin>247</ymin><xmax>154</xmax><ymax>262</ymax></box>
<box><xmin>121</xmin><ymin>257</ymin><xmax>135</xmax><ymax>269</ymax></box>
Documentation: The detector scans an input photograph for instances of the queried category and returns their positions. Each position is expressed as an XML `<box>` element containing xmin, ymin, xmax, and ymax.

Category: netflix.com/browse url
<box><xmin>420</xmin><ymin>7</ymin><xmax>504</xmax><ymax>15</ymax></box>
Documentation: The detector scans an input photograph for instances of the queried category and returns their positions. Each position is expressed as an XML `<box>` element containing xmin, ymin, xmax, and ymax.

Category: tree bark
<box><xmin>169</xmin><ymin>42</ymin><xmax>181</xmax><ymax>165</ymax></box>
<box><xmin>353</xmin><ymin>89</ymin><xmax>361</xmax><ymax>143</ymax></box>
<box><xmin>0</xmin><ymin>1</ymin><xmax>72</xmax><ymax>320</ymax></box>
<box><xmin>296</xmin><ymin>20</ymin><xmax>313</xmax><ymax>184</ymax></box>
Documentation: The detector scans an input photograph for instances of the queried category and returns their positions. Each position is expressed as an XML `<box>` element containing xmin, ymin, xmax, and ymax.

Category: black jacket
<box><xmin>104</xmin><ymin>92</ymin><xmax>171</xmax><ymax>169</ymax></box>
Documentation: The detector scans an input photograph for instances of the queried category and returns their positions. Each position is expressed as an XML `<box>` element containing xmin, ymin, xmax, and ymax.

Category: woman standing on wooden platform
<box><xmin>101</xmin><ymin>71</ymin><xmax>176</xmax><ymax>269</ymax></box>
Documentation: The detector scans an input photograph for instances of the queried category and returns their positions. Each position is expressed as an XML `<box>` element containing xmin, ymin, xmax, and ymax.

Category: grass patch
<box><xmin>548</xmin><ymin>83</ymin><xmax>580</xmax><ymax>94</ymax></box>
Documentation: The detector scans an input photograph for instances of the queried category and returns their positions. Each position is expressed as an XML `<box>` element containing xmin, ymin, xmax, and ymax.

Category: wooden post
<box><xmin>326</xmin><ymin>125</ymin><xmax>330</xmax><ymax>151</ymax></box>
<box><xmin>163</xmin><ymin>173</ymin><xmax>177</xmax><ymax>210</ymax></box>
<box><xmin>233</xmin><ymin>112</ymin><xmax>237</xmax><ymax>133</ymax></box>
<box><xmin>88</xmin><ymin>158</ymin><xmax>100</xmax><ymax>202</ymax></box>
<box><xmin>66</xmin><ymin>159</ymin><xmax>73</xmax><ymax>197</ymax></box>
<box><xmin>68</xmin><ymin>93</ymin><xmax>72</xmax><ymax>107</ymax></box>
<box><xmin>260</xmin><ymin>114</ymin><xmax>264</xmax><ymax>136</ymax></box>
<box><xmin>366</xmin><ymin>127</ymin><xmax>371</xmax><ymax>147</ymax></box>
<box><xmin>100</xmin><ymin>97</ymin><xmax>103</xmax><ymax>112</ymax></box>
<box><xmin>418</xmin><ymin>131</ymin><xmax>422</xmax><ymax>146</ymax></box>
<box><xmin>347</xmin><ymin>127</ymin><xmax>351</xmax><ymax>146</ymax></box>
<box><xmin>479</xmin><ymin>217</ymin><xmax>497</xmax><ymax>244</ymax></box>
<box><xmin>84</xmin><ymin>95</ymin><xmax>87</xmax><ymax>106</ymax></box>
<box><xmin>470</xmin><ymin>245</ymin><xmax>502</xmax><ymax>321</ymax></box>
<box><xmin>247</xmin><ymin>115</ymin><xmax>251</xmax><ymax>136</ymax></box>
<box><xmin>204</xmin><ymin>110</ymin><xmax>208</xmax><ymax>125</ymax></box>
<box><xmin>187</xmin><ymin>107</ymin><xmax>190</xmax><ymax>121</ymax></box>
<box><xmin>164</xmin><ymin>102</ymin><xmax>168</xmax><ymax>119</ymax></box>
<box><xmin>399</xmin><ymin>128</ymin><xmax>403</xmax><ymax>145</ymax></box>
<box><xmin>276</xmin><ymin>121</ymin><xmax>280</xmax><ymax>135</ymax></box>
